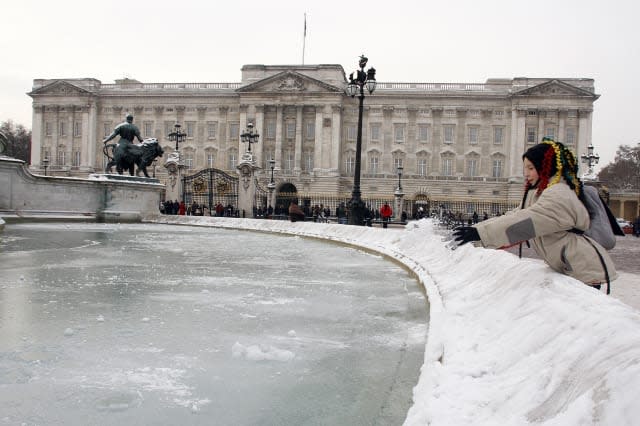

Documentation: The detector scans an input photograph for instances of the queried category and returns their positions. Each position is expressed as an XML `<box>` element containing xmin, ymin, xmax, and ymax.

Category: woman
<box><xmin>453</xmin><ymin>138</ymin><xmax>617</xmax><ymax>289</ymax></box>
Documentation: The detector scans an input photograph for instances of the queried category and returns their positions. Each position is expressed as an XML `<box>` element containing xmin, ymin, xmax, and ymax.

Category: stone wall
<box><xmin>0</xmin><ymin>156</ymin><xmax>164</xmax><ymax>222</ymax></box>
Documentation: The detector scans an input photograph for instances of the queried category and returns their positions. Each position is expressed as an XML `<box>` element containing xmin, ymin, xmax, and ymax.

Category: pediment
<box><xmin>29</xmin><ymin>80</ymin><xmax>94</xmax><ymax>97</ymax></box>
<box><xmin>513</xmin><ymin>80</ymin><xmax>597</xmax><ymax>98</ymax></box>
<box><xmin>236</xmin><ymin>71</ymin><xmax>344</xmax><ymax>94</ymax></box>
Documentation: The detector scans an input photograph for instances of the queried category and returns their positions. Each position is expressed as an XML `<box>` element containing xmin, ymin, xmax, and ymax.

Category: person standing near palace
<box><xmin>380</xmin><ymin>202</ymin><xmax>393</xmax><ymax>229</ymax></box>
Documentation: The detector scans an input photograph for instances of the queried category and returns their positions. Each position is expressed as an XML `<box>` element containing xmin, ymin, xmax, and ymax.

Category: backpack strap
<box><xmin>581</xmin><ymin>235</ymin><xmax>611</xmax><ymax>294</ymax></box>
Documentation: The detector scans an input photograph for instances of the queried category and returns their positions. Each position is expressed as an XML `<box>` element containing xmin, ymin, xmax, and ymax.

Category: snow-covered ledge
<box><xmin>148</xmin><ymin>215</ymin><xmax>640</xmax><ymax>425</ymax></box>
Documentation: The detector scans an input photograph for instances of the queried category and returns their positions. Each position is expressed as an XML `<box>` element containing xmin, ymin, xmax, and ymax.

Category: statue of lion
<box><xmin>103</xmin><ymin>138</ymin><xmax>164</xmax><ymax>178</ymax></box>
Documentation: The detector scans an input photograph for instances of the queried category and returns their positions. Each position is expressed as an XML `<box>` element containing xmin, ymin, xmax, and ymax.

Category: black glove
<box><xmin>452</xmin><ymin>226</ymin><xmax>480</xmax><ymax>246</ymax></box>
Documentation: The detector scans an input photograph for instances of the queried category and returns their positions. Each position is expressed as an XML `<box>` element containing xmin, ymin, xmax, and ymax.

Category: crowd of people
<box><xmin>159</xmin><ymin>200</ymin><xmax>238</xmax><ymax>217</ymax></box>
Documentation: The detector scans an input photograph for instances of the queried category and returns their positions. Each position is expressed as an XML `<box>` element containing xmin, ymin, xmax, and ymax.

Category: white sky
<box><xmin>2</xmin><ymin>0</ymin><xmax>639</xmax><ymax>170</ymax></box>
<box><xmin>153</xmin><ymin>215</ymin><xmax>640</xmax><ymax>425</ymax></box>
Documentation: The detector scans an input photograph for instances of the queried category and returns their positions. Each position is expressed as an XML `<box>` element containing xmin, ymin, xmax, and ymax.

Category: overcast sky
<box><xmin>2</xmin><ymin>0</ymin><xmax>638</xmax><ymax>169</ymax></box>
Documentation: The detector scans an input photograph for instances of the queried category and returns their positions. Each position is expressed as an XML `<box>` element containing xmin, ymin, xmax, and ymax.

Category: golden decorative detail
<box><xmin>216</xmin><ymin>180</ymin><xmax>231</xmax><ymax>195</ymax></box>
<box><xmin>193</xmin><ymin>176</ymin><xmax>207</xmax><ymax>194</ymax></box>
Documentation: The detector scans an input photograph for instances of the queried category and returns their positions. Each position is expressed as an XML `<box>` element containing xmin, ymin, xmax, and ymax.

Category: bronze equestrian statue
<box><xmin>103</xmin><ymin>114</ymin><xmax>164</xmax><ymax>177</ymax></box>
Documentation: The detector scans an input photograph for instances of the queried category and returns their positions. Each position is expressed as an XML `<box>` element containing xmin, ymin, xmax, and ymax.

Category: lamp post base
<box><xmin>348</xmin><ymin>196</ymin><xmax>367</xmax><ymax>226</ymax></box>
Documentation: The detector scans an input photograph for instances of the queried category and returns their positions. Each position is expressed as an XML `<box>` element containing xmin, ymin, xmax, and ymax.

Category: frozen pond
<box><xmin>0</xmin><ymin>223</ymin><xmax>427</xmax><ymax>425</ymax></box>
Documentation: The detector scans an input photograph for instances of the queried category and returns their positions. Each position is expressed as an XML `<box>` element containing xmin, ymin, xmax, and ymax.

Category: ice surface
<box><xmin>0</xmin><ymin>223</ymin><xmax>427</xmax><ymax>425</ymax></box>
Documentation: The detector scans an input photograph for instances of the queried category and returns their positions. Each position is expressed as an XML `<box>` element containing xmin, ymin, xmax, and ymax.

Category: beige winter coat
<box><xmin>475</xmin><ymin>181</ymin><xmax>617</xmax><ymax>285</ymax></box>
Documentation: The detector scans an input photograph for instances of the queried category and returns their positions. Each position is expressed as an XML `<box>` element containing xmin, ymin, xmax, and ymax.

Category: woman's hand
<box><xmin>452</xmin><ymin>226</ymin><xmax>480</xmax><ymax>246</ymax></box>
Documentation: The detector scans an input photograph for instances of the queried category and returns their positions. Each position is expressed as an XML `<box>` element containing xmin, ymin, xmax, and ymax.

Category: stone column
<box><xmin>237</xmin><ymin>159</ymin><xmax>260</xmax><ymax>219</ymax></box>
<box><xmin>85</xmin><ymin>100</ymin><xmax>98</xmax><ymax>172</ymax></box>
<box><xmin>558</xmin><ymin>109</ymin><xmax>567</xmax><ymax>145</ymax></box>
<box><xmin>313</xmin><ymin>105</ymin><xmax>323</xmax><ymax>173</ymax></box>
<box><xmin>294</xmin><ymin>105</ymin><xmax>303</xmax><ymax>173</ymax></box>
<box><xmin>330</xmin><ymin>105</ymin><xmax>341</xmax><ymax>175</ymax></box>
<box><xmin>577</xmin><ymin>109</ymin><xmax>592</xmax><ymax>159</ymax></box>
<box><xmin>254</xmin><ymin>104</ymin><xmax>265</xmax><ymax>167</ymax></box>
<box><xmin>30</xmin><ymin>105</ymin><xmax>44</xmax><ymax>168</ymax></box>
<box><xmin>509</xmin><ymin>108</ymin><xmax>526</xmax><ymax>178</ymax></box>
<box><xmin>394</xmin><ymin>188</ymin><xmax>405</xmax><ymax>221</ymax></box>
<box><xmin>275</xmin><ymin>105</ymin><xmax>283</xmax><ymax>169</ymax></box>
<box><xmin>537</xmin><ymin>110</ymin><xmax>545</xmax><ymax>143</ymax></box>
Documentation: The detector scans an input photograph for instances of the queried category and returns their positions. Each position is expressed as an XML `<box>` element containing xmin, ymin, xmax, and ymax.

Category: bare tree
<box><xmin>0</xmin><ymin>120</ymin><xmax>31</xmax><ymax>163</ymax></box>
<box><xmin>597</xmin><ymin>144</ymin><xmax>640</xmax><ymax>191</ymax></box>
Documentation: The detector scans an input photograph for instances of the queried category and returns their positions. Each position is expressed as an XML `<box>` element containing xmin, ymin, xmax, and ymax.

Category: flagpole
<box><xmin>302</xmin><ymin>13</ymin><xmax>307</xmax><ymax>65</ymax></box>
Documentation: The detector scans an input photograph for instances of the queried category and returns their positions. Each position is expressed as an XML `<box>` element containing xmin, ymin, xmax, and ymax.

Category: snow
<box><xmin>150</xmin><ymin>215</ymin><xmax>640</xmax><ymax>425</ymax></box>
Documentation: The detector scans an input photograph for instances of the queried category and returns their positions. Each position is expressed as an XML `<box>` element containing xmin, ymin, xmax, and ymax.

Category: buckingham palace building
<box><xmin>27</xmin><ymin>64</ymin><xmax>599</xmax><ymax>217</ymax></box>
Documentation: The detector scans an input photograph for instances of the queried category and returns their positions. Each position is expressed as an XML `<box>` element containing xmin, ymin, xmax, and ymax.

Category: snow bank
<box><xmin>149</xmin><ymin>216</ymin><xmax>640</xmax><ymax>425</ymax></box>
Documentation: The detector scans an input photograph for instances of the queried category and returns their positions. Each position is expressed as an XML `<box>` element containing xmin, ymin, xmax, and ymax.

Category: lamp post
<box><xmin>267</xmin><ymin>158</ymin><xmax>276</xmax><ymax>211</ymax></box>
<box><xmin>241</xmin><ymin>123</ymin><xmax>260</xmax><ymax>153</ymax></box>
<box><xmin>581</xmin><ymin>143</ymin><xmax>600</xmax><ymax>179</ymax></box>
<box><xmin>395</xmin><ymin>165</ymin><xmax>404</xmax><ymax>221</ymax></box>
<box><xmin>168</xmin><ymin>123</ymin><xmax>186</xmax><ymax>152</ymax></box>
<box><xmin>345</xmin><ymin>54</ymin><xmax>377</xmax><ymax>225</ymax></box>
<box><xmin>42</xmin><ymin>157</ymin><xmax>49</xmax><ymax>176</ymax></box>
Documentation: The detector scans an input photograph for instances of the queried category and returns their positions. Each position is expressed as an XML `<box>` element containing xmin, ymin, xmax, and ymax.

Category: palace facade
<box><xmin>28</xmin><ymin>64</ymin><xmax>599</xmax><ymax>215</ymax></box>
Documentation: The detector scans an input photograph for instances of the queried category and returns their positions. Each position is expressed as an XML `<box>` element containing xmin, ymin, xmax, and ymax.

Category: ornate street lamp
<box><xmin>168</xmin><ymin>123</ymin><xmax>187</xmax><ymax>151</ymax></box>
<box><xmin>42</xmin><ymin>157</ymin><xmax>49</xmax><ymax>176</ymax></box>
<box><xmin>267</xmin><ymin>158</ymin><xmax>276</xmax><ymax>210</ymax></box>
<box><xmin>581</xmin><ymin>143</ymin><xmax>600</xmax><ymax>178</ymax></box>
<box><xmin>241</xmin><ymin>123</ymin><xmax>260</xmax><ymax>153</ymax></box>
<box><xmin>345</xmin><ymin>54</ymin><xmax>377</xmax><ymax>225</ymax></box>
<box><xmin>396</xmin><ymin>165</ymin><xmax>404</xmax><ymax>192</ymax></box>
<box><xmin>268</xmin><ymin>158</ymin><xmax>276</xmax><ymax>188</ymax></box>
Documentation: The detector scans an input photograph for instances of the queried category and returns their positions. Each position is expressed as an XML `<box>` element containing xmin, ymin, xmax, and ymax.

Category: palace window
<box><xmin>229</xmin><ymin>123</ymin><xmax>239</xmax><ymax>140</ymax></box>
<box><xmin>544</xmin><ymin>126</ymin><xmax>556</xmax><ymax>140</ymax></box>
<box><xmin>493</xmin><ymin>126</ymin><xmax>504</xmax><ymax>145</ymax></box>
<box><xmin>467</xmin><ymin>158</ymin><xmax>478</xmax><ymax>177</ymax></box>
<box><xmin>443</xmin><ymin>125</ymin><xmax>455</xmax><ymax>144</ymax></box>
<box><xmin>186</xmin><ymin>121</ymin><xmax>195</xmax><ymax>138</ymax></box>
<box><xmin>103</xmin><ymin>122</ymin><xmax>112</xmax><ymax>138</ymax></box>
<box><xmin>59</xmin><ymin>121</ymin><xmax>66</xmax><ymax>137</ymax></box>
<box><xmin>393</xmin><ymin>157</ymin><xmax>404</xmax><ymax>171</ymax></box>
<box><xmin>207</xmin><ymin>152</ymin><xmax>216</xmax><ymax>168</ymax></box>
<box><xmin>207</xmin><ymin>122</ymin><xmax>218</xmax><ymax>139</ymax></box>
<box><xmin>527</xmin><ymin>127</ymin><xmax>537</xmax><ymax>144</ymax></box>
<box><xmin>144</xmin><ymin>121</ymin><xmax>154</xmax><ymax>138</ymax></box>
<box><xmin>492</xmin><ymin>159</ymin><xmax>503</xmax><ymax>178</ymax></box>
<box><xmin>394</xmin><ymin>124</ymin><xmax>405</xmax><ymax>143</ymax></box>
<box><xmin>45</xmin><ymin>122</ymin><xmax>52</xmax><ymax>136</ymax></box>
<box><xmin>57</xmin><ymin>150</ymin><xmax>66</xmax><ymax>166</ymax></box>
<box><xmin>417</xmin><ymin>125</ymin><xmax>429</xmax><ymax>143</ymax></box>
<box><xmin>73</xmin><ymin>151</ymin><xmax>81</xmax><ymax>167</ymax></box>
<box><xmin>228</xmin><ymin>150</ymin><xmax>237</xmax><ymax>170</ymax></box>
<box><xmin>184</xmin><ymin>153</ymin><xmax>194</xmax><ymax>170</ymax></box>
<box><xmin>266</xmin><ymin>120</ymin><xmax>276</xmax><ymax>139</ymax></box>
<box><xmin>305</xmin><ymin>122</ymin><xmax>315</xmax><ymax>140</ymax></box>
<box><xmin>303</xmin><ymin>151</ymin><xmax>314</xmax><ymax>171</ymax></box>
<box><xmin>285</xmin><ymin>122</ymin><xmax>295</xmax><ymax>139</ymax></box>
<box><xmin>417</xmin><ymin>158</ymin><xmax>428</xmax><ymax>176</ymax></box>
<box><xmin>370</xmin><ymin>123</ymin><xmax>381</xmax><ymax>142</ymax></box>
<box><xmin>345</xmin><ymin>153</ymin><xmax>355</xmax><ymax>176</ymax></box>
<box><xmin>442</xmin><ymin>157</ymin><xmax>453</xmax><ymax>176</ymax></box>
<box><xmin>346</xmin><ymin>124</ymin><xmax>356</xmax><ymax>141</ymax></box>
<box><xmin>368</xmin><ymin>154</ymin><xmax>379</xmax><ymax>174</ymax></box>
<box><xmin>468</xmin><ymin>126</ymin><xmax>479</xmax><ymax>145</ymax></box>
<box><xmin>566</xmin><ymin>127</ymin><xmax>576</xmax><ymax>145</ymax></box>
<box><xmin>73</xmin><ymin>121</ymin><xmax>82</xmax><ymax>137</ymax></box>
<box><xmin>263</xmin><ymin>151</ymin><xmax>274</xmax><ymax>170</ymax></box>
<box><xmin>284</xmin><ymin>150</ymin><xmax>294</xmax><ymax>173</ymax></box>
